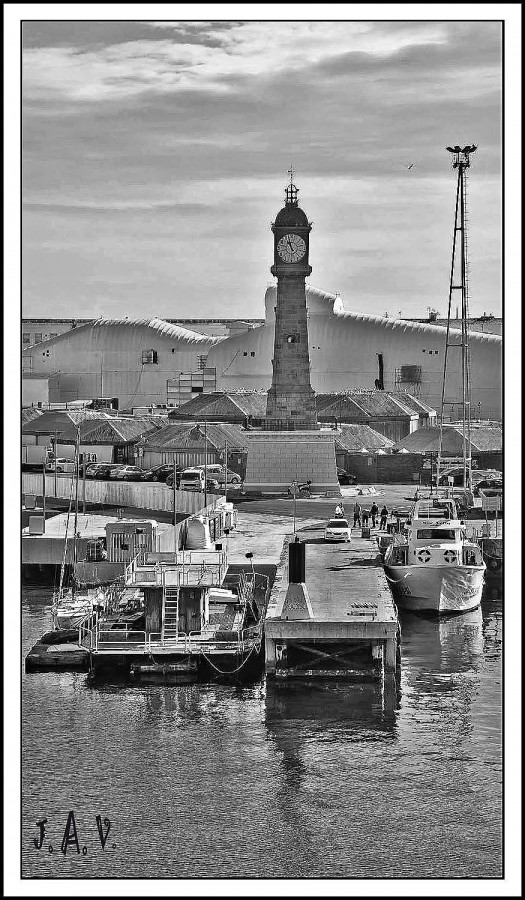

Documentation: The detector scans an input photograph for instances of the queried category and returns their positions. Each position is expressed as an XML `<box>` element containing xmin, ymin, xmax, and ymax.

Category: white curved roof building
<box><xmin>22</xmin><ymin>317</ymin><xmax>221</xmax><ymax>409</ymax></box>
<box><xmin>207</xmin><ymin>286</ymin><xmax>502</xmax><ymax>420</ymax></box>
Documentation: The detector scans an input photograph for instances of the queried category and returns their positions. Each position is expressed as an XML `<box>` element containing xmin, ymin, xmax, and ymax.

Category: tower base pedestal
<box><xmin>243</xmin><ymin>430</ymin><xmax>341</xmax><ymax>494</ymax></box>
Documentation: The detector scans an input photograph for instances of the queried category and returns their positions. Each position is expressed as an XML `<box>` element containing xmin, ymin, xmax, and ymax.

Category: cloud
<box><xmin>23</xmin><ymin>21</ymin><xmax>451</xmax><ymax>102</ymax></box>
<box><xmin>21</xmin><ymin>20</ymin><xmax>502</xmax><ymax>319</ymax></box>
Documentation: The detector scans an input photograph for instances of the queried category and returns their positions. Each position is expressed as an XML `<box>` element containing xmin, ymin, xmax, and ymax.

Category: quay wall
<box><xmin>22</xmin><ymin>473</ymin><xmax>206</xmax><ymax>515</ymax></box>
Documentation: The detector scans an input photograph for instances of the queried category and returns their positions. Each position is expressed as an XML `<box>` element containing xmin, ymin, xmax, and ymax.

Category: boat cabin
<box><xmin>121</xmin><ymin>549</ymin><xmax>255</xmax><ymax>643</ymax></box>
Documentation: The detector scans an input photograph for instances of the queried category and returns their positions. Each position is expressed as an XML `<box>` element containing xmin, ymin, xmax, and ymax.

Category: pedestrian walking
<box><xmin>379</xmin><ymin>505</ymin><xmax>389</xmax><ymax>530</ymax></box>
<box><xmin>370</xmin><ymin>503</ymin><xmax>379</xmax><ymax>528</ymax></box>
<box><xmin>362</xmin><ymin>508</ymin><xmax>369</xmax><ymax>527</ymax></box>
<box><xmin>353</xmin><ymin>501</ymin><xmax>362</xmax><ymax>528</ymax></box>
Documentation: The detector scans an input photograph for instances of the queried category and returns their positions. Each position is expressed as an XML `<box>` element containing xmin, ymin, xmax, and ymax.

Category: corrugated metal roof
<box><xmin>80</xmin><ymin>417</ymin><xmax>165</xmax><ymax>444</ymax></box>
<box><xmin>139</xmin><ymin>422</ymin><xmax>249</xmax><ymax>452</ymax></box>
<box><xmin>22</xmin><ymin>409</ymin><xmax>115</xmax><ymax>435</ymax></box>
<box><xmin>335</xmin><ymin>424</ymin><xmax>394</xmax><ymax>451</ymax></box>
<box><xmin>171</xmin><ymin>391</ymin><xmax>267</xmax><ymax>419</ymax></box>
<box><xmin>388</xmin><ymin>392</ymin><xmax>437</xmax><ymax>416</ymax></box>
<box><xmin>392</xmin><ymin>424</ymin><xmax>502</xmax><ymax>453</ymax></box>
<box><xmin>317</xmin><ymin>391</ymin><xmax>417</xmax><ymax>418</ymax></box>
<box><xmin>21</xmin><ymin>407</ymin><xmax>44</xmax><ymax>426</ymax></box>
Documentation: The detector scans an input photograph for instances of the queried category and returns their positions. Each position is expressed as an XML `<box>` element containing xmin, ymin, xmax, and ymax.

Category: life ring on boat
<box><xmin>417</xmin><ymin>549</ymin><xmax>431</xmax><ymax>563</ymax></box>
<box><xmin>443</xmin><ymin>550</ymin><xmax>457</xmax><ymax>563</ymax></box>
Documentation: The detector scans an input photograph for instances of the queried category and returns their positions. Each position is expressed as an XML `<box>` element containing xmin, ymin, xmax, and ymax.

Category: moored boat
<box><xmin>384</xmin><ymin>497</ymin><xmax>485</xmax><ymax>613</ymax></box>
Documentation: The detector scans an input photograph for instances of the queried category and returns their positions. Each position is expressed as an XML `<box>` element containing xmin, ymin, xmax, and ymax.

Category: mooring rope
<box><xmin>200</xmin><ymin>640</ymin><xmax>260</xmax><ymax>676</ymax></box>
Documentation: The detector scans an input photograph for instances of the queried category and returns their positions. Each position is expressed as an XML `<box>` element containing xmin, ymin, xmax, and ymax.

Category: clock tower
<box><xmin>266</xmin><ymin>171</ymin><xmax>318</xmax><ymax>426</ymax></box>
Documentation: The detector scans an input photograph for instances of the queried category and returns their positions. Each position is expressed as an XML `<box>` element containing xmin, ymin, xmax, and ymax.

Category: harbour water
<box><xmin>22</xmin><ymin>582</ymin><xmax>502</xmax><ymax>879</ymax></box>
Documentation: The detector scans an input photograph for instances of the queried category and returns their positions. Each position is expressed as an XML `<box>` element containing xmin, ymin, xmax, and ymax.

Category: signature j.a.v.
<box><xmin>33</xmin><ymin>812</ymin><xmax>116</xmax><ymax>855</ymax></box>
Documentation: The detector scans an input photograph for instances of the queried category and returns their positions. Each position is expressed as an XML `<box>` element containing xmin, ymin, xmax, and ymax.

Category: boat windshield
<box><xmin>416</xmin><ymin>528</ymin><xmax>457</xmax><ymax>541</ymax></box>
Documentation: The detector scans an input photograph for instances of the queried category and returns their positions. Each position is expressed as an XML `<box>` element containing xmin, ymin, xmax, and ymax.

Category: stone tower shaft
<box><xmin>266</xmin><ymin>177</ymin><xmax>317</xmax><ymax>426</ymax></box>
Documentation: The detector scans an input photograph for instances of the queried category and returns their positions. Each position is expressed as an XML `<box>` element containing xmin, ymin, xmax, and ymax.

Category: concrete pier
<box><xmin>265</xmin><ymin>531</ymin><xmax>399</xmax><ymax>680</ymax></box>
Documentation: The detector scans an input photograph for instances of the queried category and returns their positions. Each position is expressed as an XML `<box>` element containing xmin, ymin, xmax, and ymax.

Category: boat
<box><xmin>384</xmin><ymin>145</ymin><xmax>486</xmax><ymax>613</ymax></box>
<box><xmin>54</xmin><ymin>588</ymin><xmax>110</xmax><ymax>630</ymax></box>
<box><xmin>51</xmin><ymin>424</ymin><xmax>122</xmax><ymax>630</ymax></box>
<box><xmin>384</xmin><ymin>496</ymin><xmax>485</xmax><ymax>613</ymax></box>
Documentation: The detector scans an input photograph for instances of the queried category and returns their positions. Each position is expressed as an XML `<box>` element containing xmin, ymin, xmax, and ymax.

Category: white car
<box><xmin>324</xmin><ymin>518</ymin><xmax>352</xmax><ymax>542</ymax></box>
<box><xmin>45</xmin><ymin>457</ymin><xmax>76</xmax><ymax>474</ymax></box>
<box><xmin>194</xmin><ymin>464</ymin><xmax>242</xmax><ymax>486</ymax></box>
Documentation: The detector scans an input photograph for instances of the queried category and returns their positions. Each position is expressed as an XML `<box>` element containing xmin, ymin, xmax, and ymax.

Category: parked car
<box><xmin>141</xmin><ymin>463</ymin><xmax>184</xmax><ymax>483</ymax></box>
<box><xmin>177</xmin><ymin>468</ymin><xmax>220</xmax><ymax>492</ymax></box>
<box><xmin>434</xmin><ymin>466</ymin><xmax>501</xmax><ymax>487</ymax></box>
<box><xmin>194</xmin><ymin>464</ymin><xmax>242</xmax><ymax>486</ymax></box>
<box><xmin>337</xmin><ymin>468</ymin><xmax>358</xmax><ymax>485</ymax></box>
<box><xmin>85</xmin><ymin>463</ymin><xmax>114</xmax><ymax>480</ymax></box>
<box><xmin>45</xmin><ymin>457</ymin><xmax>76</xmax><ymax>474</ymax></box>
<box><xmin>109</xmin><ymin>465</ymin><xmax>145</xmax><ymax>481</ymax></box>
<box><xmin>324</xmin><ymin>518</ymin><xmax>352</xmax><ymax>542</ymax></box>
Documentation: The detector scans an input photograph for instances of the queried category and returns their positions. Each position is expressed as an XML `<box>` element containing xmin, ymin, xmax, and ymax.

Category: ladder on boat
<box><xmin>162</xmin><ymin>586</ymin><xmax>180</xmax><ymax>640</ymax></box>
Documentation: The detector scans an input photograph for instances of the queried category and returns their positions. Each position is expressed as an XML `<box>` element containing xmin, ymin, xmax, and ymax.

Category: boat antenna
<box><xmin>437</xmin><ymin>145</ymin><xmax>477</xmax><ymax>494</ymax></box>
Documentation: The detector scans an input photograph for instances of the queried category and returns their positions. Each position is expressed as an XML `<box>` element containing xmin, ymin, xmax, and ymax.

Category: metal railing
<box><xmin>85</xmin><ymin>621</ymin><xmax>263</xmax><ymax>655</ymax></box>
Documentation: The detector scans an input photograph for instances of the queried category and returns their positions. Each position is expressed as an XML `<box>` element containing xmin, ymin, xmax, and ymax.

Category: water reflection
<box><xmin>400</xmin><ymin>605</ymin><xmax>484</xmax><ymax>675</ymax></box>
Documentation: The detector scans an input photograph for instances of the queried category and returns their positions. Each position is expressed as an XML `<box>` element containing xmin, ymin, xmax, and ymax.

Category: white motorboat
<box><xmin>384</xmin><ymin>497</ymin><xmax>485</xmax><ymax>613</ymax></box>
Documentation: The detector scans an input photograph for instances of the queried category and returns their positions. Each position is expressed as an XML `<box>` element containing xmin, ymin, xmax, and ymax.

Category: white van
<box><xmin>179</xmin><ymin>468</ymin><xmax>207</xmax><ymax>492</ymax></box>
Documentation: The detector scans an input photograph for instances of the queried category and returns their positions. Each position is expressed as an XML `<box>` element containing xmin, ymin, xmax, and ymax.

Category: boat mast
<box><xmin>437</xmin><ymin>144</ymin><xmax>477</xmax><ymax>493</ymax></box>
<box><xmin>71</xmin><ymin>424</ymin><xmax>81</xmax><ymax>599</ymax></box>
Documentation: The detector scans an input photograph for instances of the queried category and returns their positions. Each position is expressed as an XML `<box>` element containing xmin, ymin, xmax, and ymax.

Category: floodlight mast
<box><xmin>437</xmin><ymin>145</ymin><xmax>477</xmax><ymax>493</ymax></box>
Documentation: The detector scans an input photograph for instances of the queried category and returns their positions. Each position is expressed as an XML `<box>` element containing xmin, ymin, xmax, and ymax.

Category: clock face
<box><xmin>277</xmin><ymin>233</ymin><xmax>306</xmax><ymax>263</ymax></box>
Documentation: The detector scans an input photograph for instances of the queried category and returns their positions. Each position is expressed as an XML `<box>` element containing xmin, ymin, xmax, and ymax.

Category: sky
<box><xmin>22</xmin><ymin>19</ymin><xmax>502</xmax><ymax>321</ymax></box>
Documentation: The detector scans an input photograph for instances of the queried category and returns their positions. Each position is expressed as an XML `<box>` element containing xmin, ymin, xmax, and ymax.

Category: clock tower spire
<box><xmin>266</xmin><ymin>171</ymin><xmax>317</xmax><ymax>425</ymax></box>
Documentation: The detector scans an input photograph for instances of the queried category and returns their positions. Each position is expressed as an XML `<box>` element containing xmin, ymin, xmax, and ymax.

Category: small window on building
<box><xmin>23</xmin><ymin>333</ymin><xmax>30</xmax><ymax>344</ymax></box>
<box><xmin>243</xmin><ymin>351</ymin><xmax>248</xmax><ymax>356</ymax></box>
<box><xmin>142</xmin><ymin>350</ymin><xmax>158</xmax><ymax>364</ymax></box>
<box><xmin>34</xmin><ymin>333</ymin><xmax>42</xmax><ymax>343</ymax></box>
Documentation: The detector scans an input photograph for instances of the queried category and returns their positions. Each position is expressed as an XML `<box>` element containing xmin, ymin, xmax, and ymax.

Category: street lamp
<box><xmin>245</xmin><ymin>551</ymin><xmax>254</xmax><ymax>580</ymax></box>
<box><xmin>290</xmin><ymin>480</ymin><xmax>298</xmax><ymax>536</ymax></box>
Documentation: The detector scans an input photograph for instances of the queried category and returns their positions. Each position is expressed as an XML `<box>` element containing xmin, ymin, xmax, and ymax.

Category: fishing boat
<box><xmin>384</xmin><ymin>145</ymin><xmax>486</xmax><ymax>613</ymax></box>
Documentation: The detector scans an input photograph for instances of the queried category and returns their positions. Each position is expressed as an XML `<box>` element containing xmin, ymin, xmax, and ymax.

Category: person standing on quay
<box><xmin>379</xmin><ymin>505</ymin><xmax>389</xmax><ymax>531</ymax></box>
<box><xmin>370</xmin><ymin>502</ymin><xmax>379</xmax><ymax>528</ymax></box>
<box><xmin>353</xmin><ymin>501</ymin><xmax>362</xmax><ymax>528</ymax></box>
<box><xmin>362</xmin><ymin>508</ymin><xmax>369</xmax><ymax>528</ymax></box>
